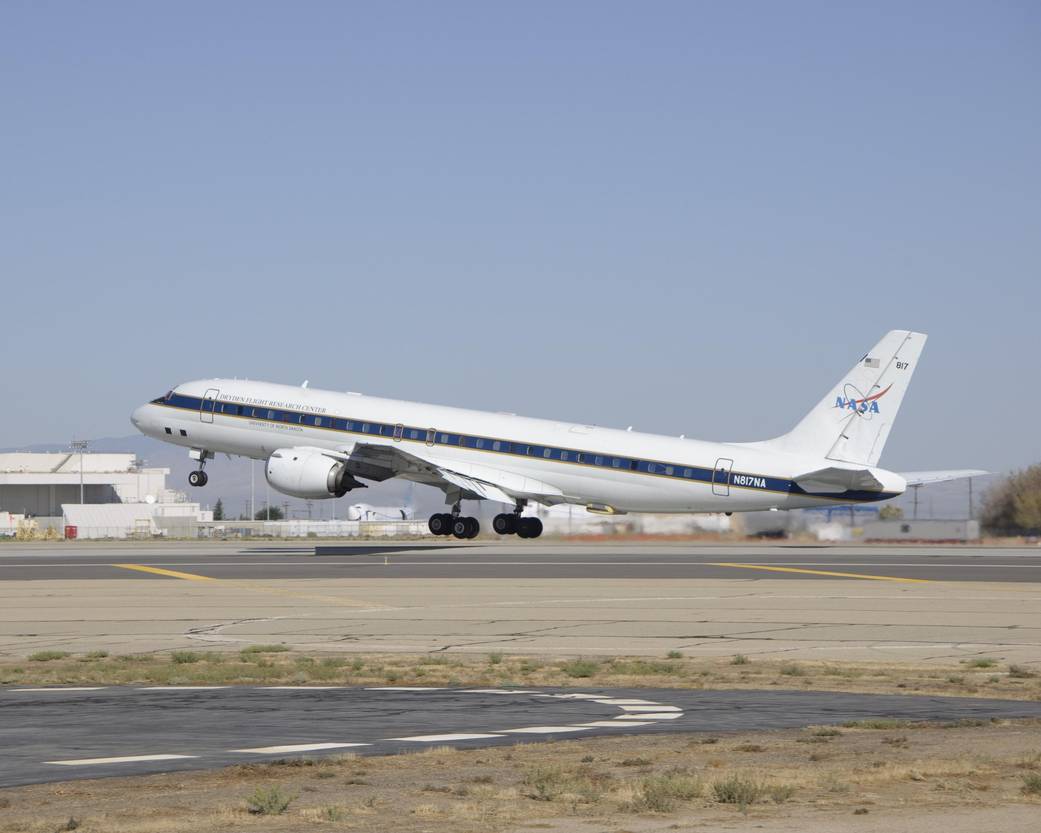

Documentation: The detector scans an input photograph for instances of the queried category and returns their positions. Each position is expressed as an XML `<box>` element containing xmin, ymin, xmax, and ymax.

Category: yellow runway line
<box><xmin>111</xmin><ymin>564</ymin><xmax>216</xmax><ymax>581</ymax></box>
<box><xmin>110</xmin><ymin>563</ymin><xmax>389</xmax><ymax>608</ymax></box>
<box><xmin>710</xmin><ymin>562</ymin><xmax>933</xmax><ymax>584</ymax></box>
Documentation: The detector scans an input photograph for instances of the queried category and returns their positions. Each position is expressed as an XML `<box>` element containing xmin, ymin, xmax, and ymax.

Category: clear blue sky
<box><xmin>3</xmin><ymin>1</ymin><xmax>1038</xmax><ymax>473</ymax></box>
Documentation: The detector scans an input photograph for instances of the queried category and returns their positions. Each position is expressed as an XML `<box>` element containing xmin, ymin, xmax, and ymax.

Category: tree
<box><xmin>981</xmin><ymin>464</ymin><xmax>1041</xmax><ymax>534</ymax></box>
<box><xmin>213</xmin><ymin>498</ymin><xmax>224</xmax><ymax>521</ymax></box>
<box><xmin>878</xmin><ymin>505</ymin><xmax>904</xmax><ymax>520</ymax></box>
<box><xmin>255</xmin><ymin>505</ymin><xmax>284</xmax><ymax>521</ymax></box>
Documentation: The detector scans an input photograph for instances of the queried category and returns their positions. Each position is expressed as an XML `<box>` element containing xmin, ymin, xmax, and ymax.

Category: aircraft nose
<box><xmin>130</xmin><ymin>405</ymin><xmax>147</xmax><ymax>429</ymax></box>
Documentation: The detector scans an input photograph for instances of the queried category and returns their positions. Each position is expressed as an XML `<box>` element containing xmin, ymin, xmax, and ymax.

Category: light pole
<box><xmin>70</xmin><ymin>439</ymin><xmax>89</xmax><ymax>505</ymax></box>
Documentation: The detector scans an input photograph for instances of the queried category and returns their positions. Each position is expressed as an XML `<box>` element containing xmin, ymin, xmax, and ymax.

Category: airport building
<box><xmin>0</xmin><ymin>452</ymin><xmax>210</xmax><ymax>539</ymax></box>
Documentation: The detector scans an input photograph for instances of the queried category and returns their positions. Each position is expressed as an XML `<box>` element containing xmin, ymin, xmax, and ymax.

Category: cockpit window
<box><xmin>150</xmin><ymin>390</ymin><xmax>174</xmax><ymax>405</ymax></box>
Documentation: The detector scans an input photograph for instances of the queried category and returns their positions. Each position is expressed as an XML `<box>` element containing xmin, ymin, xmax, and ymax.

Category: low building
<box><xmin>859</xmin><ymin>519</ymin><xmax>981</xmax><ymax>543</ymax></box>
<box><xmin>0</xmin><ymin>452</ymin><xmax>209</xmax><ymax>539</ymax></box>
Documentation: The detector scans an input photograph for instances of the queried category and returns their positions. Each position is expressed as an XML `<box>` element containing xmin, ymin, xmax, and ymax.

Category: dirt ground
<box><xmin>2</xmin><ymin>720</ymin><xmax>1040</xmax><ymax>832</ymax></box>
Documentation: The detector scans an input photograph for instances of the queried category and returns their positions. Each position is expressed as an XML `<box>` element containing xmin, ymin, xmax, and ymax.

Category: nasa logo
<box><xmin>834</xmin><ymin>383</ymin><xmax>892</xmax><ymax>414</ymax></box>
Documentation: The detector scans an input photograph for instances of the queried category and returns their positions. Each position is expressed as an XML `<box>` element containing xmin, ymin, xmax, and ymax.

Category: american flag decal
<box><xmin>863</xmin><ymin>357</ymin><xmax>880</xmax><ymax>368</ymax></box>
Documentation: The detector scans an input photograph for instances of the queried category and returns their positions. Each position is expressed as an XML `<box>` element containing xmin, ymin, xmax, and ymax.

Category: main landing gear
<box><xmin>492</xmin><ymin>512</ymin><xmax>543</xmax><ymax>539</ymax></box>
<box><xmin>428</xmin><ymin>511</ymin><xmax>480</xmax><ymax>539</ymax></box>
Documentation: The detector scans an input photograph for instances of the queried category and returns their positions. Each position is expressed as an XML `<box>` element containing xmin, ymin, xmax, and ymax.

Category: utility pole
<box><xmin>912</xmin><ymin>484</ymin><xmax>921</xmax><ymax>519</ymax></box>
<box><xmin>968</xmin><ymin>477</ymin><xmax>974</xmax><ymax>520</ymax></box>
<box><xmin>70</xmin><ymin>439</ymin><xmax>89</xmax><ymax>505</ymax></box>
<box><xmin>250</xmin><ymin>459</ymin><xmax>255</xmax><ymax>520</ymax></box>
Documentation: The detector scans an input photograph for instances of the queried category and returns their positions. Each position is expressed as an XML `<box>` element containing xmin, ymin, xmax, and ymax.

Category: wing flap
<box><xmin>794</xmin><ymin>466</ymin><xmax>886</xmax><ymax>494</ymax></box>
<box><xmin>341</xmin><ymin>441</ymin><xmax>564</xmax><ymax>505</ymax></box>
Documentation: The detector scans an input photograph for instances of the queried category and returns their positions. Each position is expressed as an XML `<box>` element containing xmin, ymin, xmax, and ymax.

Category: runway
<box><xmin>2</xmin><ymin>541</ymin><xmax>1040</xmax><ymax>582</ymax></box>
<box><xmin>2</xmin><ymin>541</ymin><xmax>1040</xmax><ymax>664</ymax></box>
<box><xmin>3</xmin><ymin>684</ymin><xmax>1039</xmax><ymax>787</ymax></box>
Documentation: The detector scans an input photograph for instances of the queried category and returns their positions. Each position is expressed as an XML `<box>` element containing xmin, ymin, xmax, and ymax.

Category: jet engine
<box><xmin>265</xmin><ymin>448</ymin><xmax>361</xmax><ymax>499</ymax></box>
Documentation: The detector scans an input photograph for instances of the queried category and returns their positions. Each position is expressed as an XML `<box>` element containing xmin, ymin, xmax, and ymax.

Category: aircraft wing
<box><xmin>793</xmin><ymin>466</ymin><xmax>887</xmax><ymax>494</ymax></box>
<box><xmin>899</xmin><ymin>469</ymin><xmax>989</xmax><ymax>486</ymax></box>
<box><xmin>334</xmin><ymin>442</ymin><xmax>566</xmax><ymax>506</ymax></box>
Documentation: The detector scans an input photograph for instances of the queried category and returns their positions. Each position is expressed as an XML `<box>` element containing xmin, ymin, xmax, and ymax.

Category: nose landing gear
<box><xmin>187</xmin><ymin>448</ymin><xmax>213</xmax><ymax>487</ymax></box>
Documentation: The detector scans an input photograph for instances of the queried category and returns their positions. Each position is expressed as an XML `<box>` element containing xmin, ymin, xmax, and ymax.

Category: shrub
<box><xmin>731</xmin><ymin>654</ymin><xmax>750</xmax><ymax>665</ymax></box>
<box><xmin>811</xmin><ymin>727</ymin><xmax>842</xmax><ymax>737</ymax></box>
<box><xmin>170</xmin><ymin>651</ymin><xmax>202</xmax><ymax>664</ymax></box>
<box><xmin>1022</xmin><ymin>773</ymin><xmax>1041</xmax><ymax>795</ymax></box>
<box><xmin>712</xmin><ymin>775</ymin><xmax>763</xmax><ymax>807</ymax></box>
<box><xmin>84</xmin><ymin>650</ymin><xmax>109</xmax><ymax>660</ymax></box>
<box><xmin>964</xmin><ymin>657</ymin><xmax>997</xmax><ymax>668</ymax></box>
<box><xmin>629</xmin><ymin>773</ymin><xmax>702</xmax><ymax>812</ymax></box>
<box><xmin>666</xmin><ymin>650</ymin><xmax>683</xmax><ymax>659</ymax></box>
<box><xmin>241</xmin><ymin>644</ymin><xmax>289</xmax><ymax>654</ymax></box>
<box><xmin>246</xmin><ymin>786</ymin><xmax>294</xmax><ymax>815</ymax></box>
<box><xmin>28</xmin><ymin>651</ymin><xmax>69</xmax><ymax>662</ymax></box>
<box><xmin>779</xmin><ymin>663</ymin><xmax>805</xmax><ymax>676</ymax></box>
<box><xmin>1008</xmin><ymin>664</ymin><xmax>1036</xmax><ymax>679</ymax></box>
<box><xmin>488</xmin><ymin>652</ymin><xmax>503</xmax><ymax>665</ymax></box>
<box><xmin>562</xmin><ymin>659</ymin><xmax>600</xmax><ymax>678</ymax></box>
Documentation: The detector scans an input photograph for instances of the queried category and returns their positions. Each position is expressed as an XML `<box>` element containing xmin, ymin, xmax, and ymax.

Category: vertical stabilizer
<box><xmin>767</xmin><ymin>330</ymin><xmax>926</xmax><ymax>466</ymax></box>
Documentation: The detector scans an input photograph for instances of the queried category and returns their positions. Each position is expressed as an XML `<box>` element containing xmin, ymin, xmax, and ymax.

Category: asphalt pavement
<box><xmin>3</xmin><ymin>685</ymin><xmax>1040</xmax><ymax>787</ymax></box>
<box><xmin>1</xmin><ymin>542</ymin><xmax>1040</xmax><ymax>582</ymax></box>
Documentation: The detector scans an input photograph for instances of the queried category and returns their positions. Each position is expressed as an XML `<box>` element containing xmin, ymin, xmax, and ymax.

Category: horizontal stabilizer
<box><xmin>900</xmin><ymin>469</ymin><xmax>988</xmax><ymax>486</ymax></box>
<box><xmin>794</xmin><ymin>466</ymin><xmax>885</xmax><ymax>494</ymax></box>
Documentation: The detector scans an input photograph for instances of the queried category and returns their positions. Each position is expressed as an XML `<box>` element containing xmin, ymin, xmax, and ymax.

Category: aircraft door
<box><xmin>712</xmin><ymin>457</ymin><xmax>734</xmax><ymax>496</ymax></box>
<box><xmin>200</xmin><ymin>388</ymin><xmax>220</xmax><ymax>423</ymax></box>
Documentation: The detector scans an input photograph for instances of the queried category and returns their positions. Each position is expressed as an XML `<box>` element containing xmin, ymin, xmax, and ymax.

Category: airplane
<box><xmin>130</xmin><ymin>330</ymin><xmax>984</xmax><ymax>539</ymax></box>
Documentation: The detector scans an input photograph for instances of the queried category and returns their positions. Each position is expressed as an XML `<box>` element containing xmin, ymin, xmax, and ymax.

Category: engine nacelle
<box><xmin>265</xmin><ymin>447</ymin><xmax>357</xmax><ymax>499</ymax></box>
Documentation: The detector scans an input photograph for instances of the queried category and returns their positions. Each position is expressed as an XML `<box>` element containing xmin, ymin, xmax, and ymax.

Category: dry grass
<box><xmin>2</xmin><ymin>651</ymin><xmax>1041</xmax><ymax>701</ymax></box>
<box><xmin>2</xmin><ymin>720</ymin><xmax>1040</xmax><ymax>833</ymax></box>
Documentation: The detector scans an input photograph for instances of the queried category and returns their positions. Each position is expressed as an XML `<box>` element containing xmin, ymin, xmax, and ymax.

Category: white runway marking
<box><xmin>502</xmin><ymin>726</ymin><xmax>596</xmax><ymax>734</ymax></box>
<box><xmin>265</xmin><ymin>686</ymin><xmax>346</xmax><ymax>690</ymax></box>
<box><xmin>46</xmin><ymin>754</ymin><xmax>197</xmax><ymax>766</ymax></box>
<box><xmin>591</xmin><ymin>698</ymin><xmax>661</xmax><ymax>706</ymax></box>
<box><xmin>616</xmin><ymin>705</ymin><xmax>682</xmax><ymax>712</ymax></box>
<box><xmin>10</xmin><ymin>687</ymin><xmax>106</xmax><ymax>692</ymax></box>
<box><xmin>138</xmin><ymin>686</ymin><xmax>228</xmax><ymax>691</ymax></box>
<box><xmin>535</xmin><ymin>693</ymin><xmax>605</xmax><ymax>700</ymax></box>
<box><xmin>461</xmin><ymin>688</ymin><xmax>542</xmax><ymax>694</ymax></box>
<box><xmin>579</xmin><ymin>720</ymin><xmax>654</xmax><ymax>728</ymax></box>
<box><xmin>365</xmin><ymin>686</ymin><xmax>446</xmax><ymax>691</ymax></box>
<box><xmin>232</xmin><ymin>743</ymin><xmax>369</xmax><ymax>754</ymax></box>
<box><xmin>618</xmin><ymin>712</ymin><xmax>684</xmax><ymax>720</ymax></box>
<box><xmin>391</xmin><ymin>733</ymin><xmax>506</xmax><ymax>742</ymax></box>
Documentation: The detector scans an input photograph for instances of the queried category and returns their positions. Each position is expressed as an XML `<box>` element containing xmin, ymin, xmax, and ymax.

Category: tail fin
<box><xmin>764</xmin><ymin>330</ymin><xmax>927</xmax><ymax>466</ymax></box>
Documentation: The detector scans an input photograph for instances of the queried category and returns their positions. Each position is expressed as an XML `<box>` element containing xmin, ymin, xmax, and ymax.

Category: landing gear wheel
<box><xmin>188</xmin><ymin>470</ymin><xmax>208</xmax><ymax>488</ymax></box>
<box><xmin>452</xmin><ymin>517</ymin><xmax>469</xmax><ymax>539</ymax></box>
<box><xmin>428</xmin><ymin>513</ymin><xmax>452</xmax><ymax>536</ymax></box>
<box><xmin>492</xmin><ymin>513</ymin><xmax>517</xmax><ymax>535</ymax></box>
<box><xmin>517</xmin><ymin>517</ymin><xmax>543</xmax><ymax>539</ymax></box>
<box><xmin>464</xmin><ymin>517</ymin><xmax>480</xmax><ymax>539</ymax></box>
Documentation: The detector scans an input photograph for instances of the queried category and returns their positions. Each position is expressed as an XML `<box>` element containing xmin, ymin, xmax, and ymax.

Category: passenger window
<box><xmin>267</xmin><ymin>410</ymin><xmax>275</xmax><ymax>420</ymax></box>
<box><xmin>683</xmin><ymin>468</ymin><xmax>692</xmax><ymax>478</ymax></box>
<box><xmin>492</xmin><ymin>441</ymin><xmax>501</xmax><ymax>451</ymax></box>
<box><xmin>560</xmin><ymin>450</ymin><xmax>569</xmax><ymax>461</ymax></box>
<box><xmin>543</xmin><ymin>448</ymin><xmax>552</xmax><ymax>458</ymax></box>
<box><xmin>595</xmin><ymin>456</ymin><xmax>604</xmax><ymax>466</ymax></box>
<box><xmin>665</xmin><ymin>466</ymin><xmax>674</xmax><ymax>475</ymax></box>
<box><xmin>314</xmin><ymin>416</ymin><xmax>323</xmax><ymax>427</ymax></box>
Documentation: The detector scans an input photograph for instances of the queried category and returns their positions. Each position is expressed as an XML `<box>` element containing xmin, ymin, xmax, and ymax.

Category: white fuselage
<box><xmin>131</xmin><ymin>379</ymin><xmax>905</xmax><ymax>513</ymax></box>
